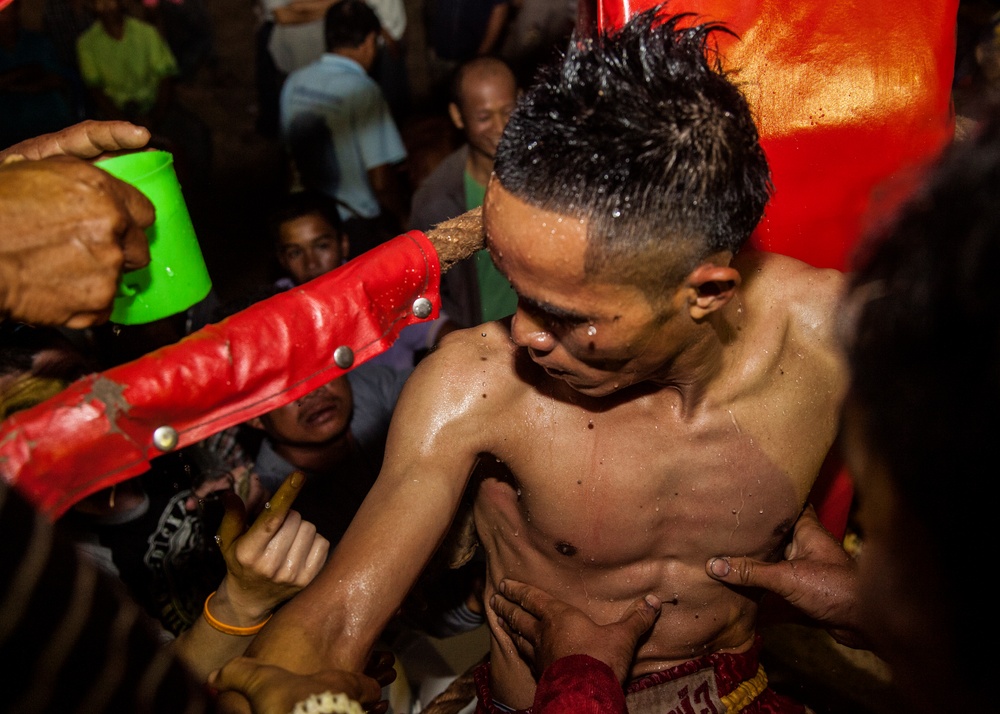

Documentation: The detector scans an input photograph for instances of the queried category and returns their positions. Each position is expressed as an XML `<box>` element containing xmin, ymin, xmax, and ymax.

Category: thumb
<box><xmin>617</xmin><ymin>594</ymin><xmax>661</xmax><ymax>644</ymax></box>
<box><xmin>209</xmin><ymin>656</ymin><xmax>259</xmax><ymax>695</ymax></box>
<box><xmin>706</xmin><ymin>556</ymin><xmax>786</xmax><ymax>594</ymax></box>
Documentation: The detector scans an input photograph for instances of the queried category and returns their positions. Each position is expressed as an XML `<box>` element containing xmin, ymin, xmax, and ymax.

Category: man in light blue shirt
<box><xmin>279</xmin><ymin>0</ymin><xmax>408</xmax><ymax>255</ymax></box>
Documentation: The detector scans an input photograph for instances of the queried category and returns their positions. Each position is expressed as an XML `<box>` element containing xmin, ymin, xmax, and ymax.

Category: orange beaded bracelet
<box><xmin>202</xmin><ymin>591</ymin><xmax>272</xmax><ymax>636</ymax></box>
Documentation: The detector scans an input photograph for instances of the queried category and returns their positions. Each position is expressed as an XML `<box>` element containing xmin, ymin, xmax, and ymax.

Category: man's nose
<box><xmin>511</xmin><ymin>307</ymin><xmax>556</xmax><ymax>353</ymax></box>
<box><xmin>491</xmin><ymin>112</ymin><xmax>508</xmax><ymax>136</ymax></box>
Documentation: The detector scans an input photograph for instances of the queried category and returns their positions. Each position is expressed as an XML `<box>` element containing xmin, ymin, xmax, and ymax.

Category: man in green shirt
<box><xmin>410</xmin><ymin>56</ymin><xmax>519</xmax><ymax>327</ymax></box>
<box><xmin>76</xmin><ymin>0</ymin><xmax>178</xmax><ymax>121</ymax></box>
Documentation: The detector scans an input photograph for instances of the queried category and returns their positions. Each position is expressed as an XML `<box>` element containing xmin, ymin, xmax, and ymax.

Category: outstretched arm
<box><xmin>705</xmin><ymin>504</ymin><xmax>866</xmax><ymax>648</ymax></box>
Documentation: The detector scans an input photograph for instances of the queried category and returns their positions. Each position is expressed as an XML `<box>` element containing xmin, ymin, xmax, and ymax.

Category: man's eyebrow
<box><xmin>518</xmin><ymin>295</ymin><xmax>589</xmax><ymax>323</ymax></box>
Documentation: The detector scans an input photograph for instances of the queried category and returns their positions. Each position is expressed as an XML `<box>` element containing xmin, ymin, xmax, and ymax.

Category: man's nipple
<box><xmin>555</xmin><ymin>541</ymin><xmax>578</xmax><ymax>556</ymax></box>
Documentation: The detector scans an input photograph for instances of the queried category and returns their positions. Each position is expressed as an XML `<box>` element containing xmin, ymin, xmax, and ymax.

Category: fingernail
<box><xmin>644</xmin><ymin>594</ymin><xmax>661</xmax><ymax>608</ymax></box>
<box><xmin>498</xmin><ymin>580</ymin><xmax>506</xmax><ymax>594</ymax></box>
<box><xmin>489</xmin><ymin>594</ymin><xmax>496</xmax><ymax>608</ymax></box>
<box><xmin>290</xmin><ymin>470</ymin><xmax>304</xmax><ymax>488</ymax></box>
<box><xmin>709</xmin><ymin>557</ymin><xmax>731</xmax><ymax>577</ymax></box>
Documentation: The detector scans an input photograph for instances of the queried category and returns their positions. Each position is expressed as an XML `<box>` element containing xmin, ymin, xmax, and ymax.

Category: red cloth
<box><xmin>0</xmin><ymin>231</ymin><xmax>441</xmax><ymax>519</ymax></box>
<box><xmin>534</xmin><ymin>656</ymin><xmax>626</xmax><ymax>714</ymax></box>
<box><xmin>474</xmin><ymin>638</ymin><xmax>803</xmax><ymax>713</ymax></box>
<box><xmin>595</xmin><ymin>0</ymin><xmax>958</xmax><ymax>539</ymax></box>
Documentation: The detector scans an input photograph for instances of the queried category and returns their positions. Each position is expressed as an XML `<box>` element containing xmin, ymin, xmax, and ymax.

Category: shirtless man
<box><xmin>243</xmin><ymin>10</ymin><xmax>844</xmax><ymax>713</ymax></box>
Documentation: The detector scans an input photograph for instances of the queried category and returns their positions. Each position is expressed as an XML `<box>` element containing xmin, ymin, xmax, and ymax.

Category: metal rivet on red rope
<box><xmin>334</xmin><ymin>345</ymin><xmax>354</xmax><ymax>369</ymax></box>
<box><xmin>152</xmin><ymin>425</ymin><xmax>179</xmax><ymax>451</ymax></box>
<box><xmin>412</xmin><ymin>297</ymin><xmax>433</xmax><ymax>319</ymax></box>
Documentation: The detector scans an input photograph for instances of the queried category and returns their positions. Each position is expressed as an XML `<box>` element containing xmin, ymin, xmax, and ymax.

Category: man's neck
<box><xmin>646</xmin><ymin>298</ymin><xmax>744</xmax><ymax>414</ymax></box>
<box><xmin>100</xmin><ymin>14</ymin><xmax>125</xmax><ymax>39</ymax></box>
<box><xmin>465</xmin><ymin>148</ymin><xmax>494</xmax><ymax>188</ymax></box>
<box><xmin>331</xmin><ymin>47</ymin><xmax>367</xmax><ymax>70</ymax></box>
<box><xmin>272</xmin><ymin>433</ymin><xmax>355</xmax><ymax>474</ymax></box>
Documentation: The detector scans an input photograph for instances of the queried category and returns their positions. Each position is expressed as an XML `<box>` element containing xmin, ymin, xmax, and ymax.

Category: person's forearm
<box><xmin>272</xmin><ymin>0</ymin><xmax>331</xmax><ymax>24</ymax></box>
<box><xmin>476</xmin><ymin>4</ymin><xmax>509</xmax><ymax>55</ymax></box>
<box><xmin>171</xmin><ymin>588</ymin><xmax>262</xmax><ymax>681</ymax></box>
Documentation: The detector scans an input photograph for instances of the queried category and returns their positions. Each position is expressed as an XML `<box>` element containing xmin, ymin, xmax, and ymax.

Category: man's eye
<box><xmin>546</xmin><ymin>314</ymin><xmax>589</xmax><ymax>332</ymax></box>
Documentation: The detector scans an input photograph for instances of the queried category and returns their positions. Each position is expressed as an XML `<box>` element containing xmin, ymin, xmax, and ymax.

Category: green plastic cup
<box><xmin>96</xmin><ymin>150</ymin><xmax>212</xmax><ymax>325</ymax></box>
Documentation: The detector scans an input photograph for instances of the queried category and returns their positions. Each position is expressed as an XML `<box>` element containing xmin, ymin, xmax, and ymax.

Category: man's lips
<box><xmin>300</xmin><ymin>398</ymin><xmax>342</xmax><ymax>425</ymax></box>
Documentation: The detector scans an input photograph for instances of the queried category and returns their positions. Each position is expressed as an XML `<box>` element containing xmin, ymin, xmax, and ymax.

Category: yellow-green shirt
<box><xmin>77</xmin><ymin>17</ymin><xmax>178</xmax><ymax>114</ymax></box>
<box><xmin>465</xmin><ymin>172</ymin><xmax>518</xmax><ymax>322</ymax></box>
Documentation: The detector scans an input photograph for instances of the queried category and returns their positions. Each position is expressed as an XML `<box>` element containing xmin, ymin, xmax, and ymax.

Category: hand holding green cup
<box><xmin>95</xmin><ymin>150</ymin><xmax>212</xmax><ymax>325</ymax></box>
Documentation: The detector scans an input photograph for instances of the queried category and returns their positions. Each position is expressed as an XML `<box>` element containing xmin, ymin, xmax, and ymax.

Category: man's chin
<box><xmin>552</xmin><ymin>373</ymin><xmax>621</xmax><ymax>398</ymax></box>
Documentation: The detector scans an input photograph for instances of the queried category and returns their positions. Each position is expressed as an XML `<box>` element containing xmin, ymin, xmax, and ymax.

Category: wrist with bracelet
<box><xmin>202</xmin><ymin>590</ymin><xmax>272</xmax><ymax>636</ymax></box>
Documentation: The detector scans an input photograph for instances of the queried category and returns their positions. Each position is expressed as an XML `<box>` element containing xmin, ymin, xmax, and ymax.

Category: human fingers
<box><xmin>364</xmin><ymin>651</ymin><xmax>398</xmax><ymax>689</ymax></box>
<box><xmin>705</xmin><ymin>555</ymin><xmax>791</xmax><ymax>595</ymax></box>
<box><xmin>0</xmin><ymin>121</ymin><xmax>150</xmax><ymax>162</ymax></box>
<box><xmin>786</xmin><ymin>504</ymin><xmax>846</xmax><ymax>560</ymax></box>
<box><xmin>280</xmin><ymin>515</ymin><xmax>326</xmax><ymax>585</ymax></box>
<box><xmin>615</xmin><ymin>594</ymin><xmax>662</xmax><ymax>645</ymax></box>
<box><xmin>210</xmin><ymin>658</ymin><xmax>301</xmax><ymax>713</ymax></box>
<box><xmin>85</xmin><ymin>120</ymin><xmax>151</xmax><ymax>155</ymax></box>
<box><xmin>232</xmin><ymin>509</ymin><xmax>306</xmax><ymax>585</ymax></box>
<box><xmin>90</xmin><ymin>166</ymin><xmax>155</xmax><ymax>271</ymax></box>
<box><xmin>491</xmin><ymin>586</ymin><xmax>541</xmax><ymax>646</ymax></box>
<box><xmin>209</xmin><ymin>657</ymin><xmax>266</xmax><ymax>698</ymax></box>
<box><xmin>63</xmin><ymin>308</ymin><xmax>114</xmax><ymax>330</ymax></box>
<box><xmin>496</xmin><ymin>578</ymin><xmax>557</xmax><ymax>619</ymax></box>
<box><xmin>110</xmin><ymin>173</ymin><xmax>156</xmax><ymax>229</ymax></box>
<box><xmin>51</xmin><ymin>121</ymin><xmax>150</xmax><ymax>160</ymax></box>
<box><xmin>248</xmin><ymin>471</ymin><xmax>306</xmax><ymax>537</ymax></box>
<box><xmin>216</xmin><ymin>489</ymin><xmax>249</xmax><ymax>554</ymax></box>
<box><xmin>213</xmin><ymin>690</ymin><xmax>253</xmax><ymax>714</ymax></box>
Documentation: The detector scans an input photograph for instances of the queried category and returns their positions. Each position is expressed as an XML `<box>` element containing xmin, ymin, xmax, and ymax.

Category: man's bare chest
<box><xmin>476</xmin><ymin>391</ymin><xmax>812</xmax><ymax>566</ymax></box>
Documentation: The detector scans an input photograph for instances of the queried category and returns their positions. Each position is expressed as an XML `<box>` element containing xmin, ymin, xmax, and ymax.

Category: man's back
<box><xmin>280</xmin><ymin>54</ymin><xmax>406</xmax><ymax>223</ymax></box>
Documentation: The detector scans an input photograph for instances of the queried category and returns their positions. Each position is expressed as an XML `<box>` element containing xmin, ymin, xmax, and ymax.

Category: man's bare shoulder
<box><xmin>403</xmin><ymin>320</ymin><xmax>526</xmax><ymax>412</ymax></box>
<box><xmin>380</xmin><ymin>322</ymin><xmax>523</xmax><ymax>470</ymax></box>
<box><xmin>736</xmin><ymin>250</ymin><xmax>845</xmax><ymax>347</ymax></box>
<box><xmin>426</xmin><ymin>320</ymin><xmax>518</xmax><ymax>373</ymax></box>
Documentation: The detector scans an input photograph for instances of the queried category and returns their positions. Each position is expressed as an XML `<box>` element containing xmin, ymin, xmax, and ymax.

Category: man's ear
<box><xmin>448</xmin><ymin>102</ymin><xmax>465</xmax><ymax>131</ymax></box>
<box><xmin>684</xmin><ymin>262</ymin><xmax>741</xmax><ymax>320</ymax></box>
